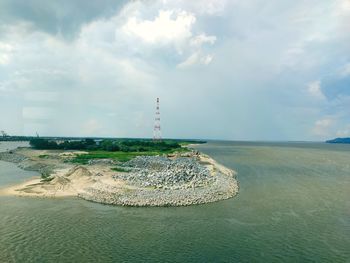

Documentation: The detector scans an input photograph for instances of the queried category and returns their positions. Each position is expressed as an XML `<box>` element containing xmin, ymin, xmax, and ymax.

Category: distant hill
<box><xmin>326</xmin><ymin>138</ymin><xmax>350</xmax><ymax>144</ymax></box>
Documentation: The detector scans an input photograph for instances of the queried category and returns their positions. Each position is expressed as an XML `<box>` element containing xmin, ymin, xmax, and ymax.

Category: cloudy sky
<box><xmin>0</xmin><ymin>0</ymin><xmax>349</xmax><ymax>140</ymax></box>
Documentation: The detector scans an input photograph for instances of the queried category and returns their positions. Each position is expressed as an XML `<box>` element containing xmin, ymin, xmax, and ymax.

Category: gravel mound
<box><xmin>66</xmin><ymin>166</ymin><xmax>93</xmax><ymax>178</ymax></box>
<box><xmin>79</xmin><ymin>173</ymin><xmax>238</xmax><ymax>207</ymax></box>
<box><xmin>114</xmin><ymin>156</ymin><xmax>213</xmax><ymax>189</ymax></box>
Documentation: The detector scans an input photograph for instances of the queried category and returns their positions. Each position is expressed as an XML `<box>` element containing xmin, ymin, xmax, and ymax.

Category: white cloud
<box><xmin>1</xmin><ymin>0</ymin><xmax>350</xmax><ymax>140</ymax></box>
<box><xmin>0</xmin><ymin>42</ymin><xmax>14</xmax><ymax>65</ymax></box>
<box><xmin>161</xmin><ymin>0</ymin><xmax>229</xmax><ymax>15</ymax></box>
<box><xmin>307</xmin><ymin>81</ymin><xmax>326</xmax><ymax>100</ymax></box>
<box><xmin>122</xmin><ymin>10</ymin><xmax>195</xmax><ymax>45</ymax></box>
<box><xmin>190</xmin><ymin>33</ymin><xmax>216</xmax><ymax>47</ymax></box>
<box><xmin>0</xmin><ymin>42</ymin><xmax>13</xmax><ymax>51</ymax></box>
<box><xmin>0</xmin><ymin>54</ymin><xmax>10</xmax><ymax>65</ymax></box>
<box><xmin>121</xmin><ymin>7</ymin><xmax>216</xmax><ymax>68</ymax></box>
<box><xmin>312</xmin><ymin>118</ymin><xmax>334</xmax><ymax>137</ymax></box>
<box><xmin>202</xmin><ymin>54</ymin><xmax>214</xmax><ymax>65</ymax></box>
<box><xmin>177</xmin><ymin>52</ymin><xmax>213</xmax><ymax>68</ymax></box>
<box><xmin>334</xmin><ymin>0</ymin><xmax>350</xmax><ymax>15</ymax></box>
<box><xmin>336</xmin><ymin>124</ymin><xmax>350</xmax><ymax>137</ymax></box>
<box><xmin>339</xmin><ymin>63</ymin><xmax>350</xmax><ymax>77</ymax></box>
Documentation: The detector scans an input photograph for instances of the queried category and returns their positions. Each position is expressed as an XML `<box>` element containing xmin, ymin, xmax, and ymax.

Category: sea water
<box><xmin>0</xmin><ymin>141</ymin><xmax>349</xmax><ymax>262</ymax></box>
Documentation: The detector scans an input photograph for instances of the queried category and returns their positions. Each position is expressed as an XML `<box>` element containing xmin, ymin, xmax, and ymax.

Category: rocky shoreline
<box><xmin>0</xmin><ymin>148</ymin><xmax>239</xmax><ymax>207</ymax></box>
<box><xmin>79</xmin><ymin>155</ymin><xmax>238</xmax><ymax>206</ymax></box>
<box><xmin>79</xmin><ymin>170</ymin><xmax>237</xmax><ymax>206</ymax></box>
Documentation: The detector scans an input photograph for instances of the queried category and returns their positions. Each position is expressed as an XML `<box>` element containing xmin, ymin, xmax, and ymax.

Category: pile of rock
<box><xmin>79</xmin><ymin>170</ymin><xmax>238</xmax><ymax>207</ymax></box>
<box><xmin>113</xmin><ymin>156</ymin><xmax>213</xmax><ymax>189</ymax></box>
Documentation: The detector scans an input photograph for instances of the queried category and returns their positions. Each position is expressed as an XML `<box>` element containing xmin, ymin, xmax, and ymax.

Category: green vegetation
<box><xmin>70</xmin><ymin>150</ymin><xmax>180</xmax><ymax>164</ymax></box>
<box><xmin>29</xmin><ymin>138</ymin><xmax>185</xmax><ymax>152</ymax></box>
<box><xmin>30</xmin><ymin>138</ymin><xmax>97</xmax><ymax>150</ymax></box>
<box><xmin>29</xmin><ymin>138</ymin><xmax>206</xmax><ymax>164</ymax></box>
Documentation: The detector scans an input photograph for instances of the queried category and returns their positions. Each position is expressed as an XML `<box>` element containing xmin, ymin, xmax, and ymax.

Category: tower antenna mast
<box><xmin>153</xmin><ymin>98</ymin><xmax>162</xmax><ymax>141</ymax></box>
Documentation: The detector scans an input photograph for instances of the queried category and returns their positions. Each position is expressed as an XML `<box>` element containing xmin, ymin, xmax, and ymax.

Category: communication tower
<box><xmin>153</xmin><ymin>98</ymin><xmax>162</xmax><ymax>141</ymax></box>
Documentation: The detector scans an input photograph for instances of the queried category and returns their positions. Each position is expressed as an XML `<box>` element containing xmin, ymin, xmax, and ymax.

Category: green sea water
<box><xmin>0</xmin><ymin>141</ymin><xmax>349</xmax><ymax>262</ymax></box>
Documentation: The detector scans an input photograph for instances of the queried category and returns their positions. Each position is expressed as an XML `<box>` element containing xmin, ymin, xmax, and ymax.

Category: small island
<box><xmin>326</xmin><ymin>137</ymin><xmax>350</xmax><ymax>144</ymax></box>
<box><xmin>0</xmin><ymin>138</ymin><xmax>238</xmax><ymax>206</ymax></box>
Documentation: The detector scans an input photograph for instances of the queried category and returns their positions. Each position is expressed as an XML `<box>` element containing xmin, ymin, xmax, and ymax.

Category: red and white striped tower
<box><xmin>153</xmin><ymin>98</ymin><xmax>162</xmax><ymax>141</ymax></box>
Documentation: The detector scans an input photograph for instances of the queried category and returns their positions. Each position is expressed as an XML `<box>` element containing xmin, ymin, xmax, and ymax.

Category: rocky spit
<box><xmin>79</xmin><ymin>172</ymin><xmax>237</xmax><ymax>206</ymax></box>
<box><xmin>79</xmin><ymin>155</ymin><xmax>238</xmax><ymax>206</ymax></box>
<box><xmin>0</xmin><ymin>148</ymin><xmax>239</xmax><ymax>207</ymax></box>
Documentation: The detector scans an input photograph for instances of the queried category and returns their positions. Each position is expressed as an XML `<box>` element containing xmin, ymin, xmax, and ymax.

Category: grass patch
<box><xmin>71</xmin><ymin>151</ymin><xmax>156</xmax><ymax>164</ymax></box>
<box><xmin>71</xmin><ymin>148</ymin><xmax>191</xmax><ymax>164</ymax></box>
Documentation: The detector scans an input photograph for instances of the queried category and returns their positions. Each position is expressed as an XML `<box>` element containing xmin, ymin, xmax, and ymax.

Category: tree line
<box><xmin>29</xmin><ymin>138</ymin><xmax>183</xmax><ymax>152</ymax></box>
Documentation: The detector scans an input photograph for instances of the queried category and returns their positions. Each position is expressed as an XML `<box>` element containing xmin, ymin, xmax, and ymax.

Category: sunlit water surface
<box><xmin>0</xmin><ymin>141</ymin><xmax>349</xmax><ymax>262</ymax></box>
